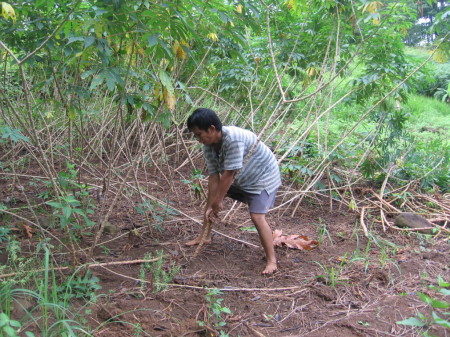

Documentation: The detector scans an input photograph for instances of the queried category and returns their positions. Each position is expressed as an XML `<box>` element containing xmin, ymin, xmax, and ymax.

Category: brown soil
<box><xmin>1</xmin><ymin>167</ymin><xmax>449</xmax><ymax>337</ymax></box>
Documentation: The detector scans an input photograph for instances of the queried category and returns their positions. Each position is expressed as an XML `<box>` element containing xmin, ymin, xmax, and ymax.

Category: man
<box><xmin>185</xmin><ymin>108</ymin><xmax>281</xmax><ymax>274</ymax></box>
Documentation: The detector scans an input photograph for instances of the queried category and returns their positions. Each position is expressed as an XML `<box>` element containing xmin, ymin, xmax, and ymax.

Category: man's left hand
<box><xmin>209</xmin><ymin>200</ymin><xmax>223</xmax><ymax>220</ymax></box>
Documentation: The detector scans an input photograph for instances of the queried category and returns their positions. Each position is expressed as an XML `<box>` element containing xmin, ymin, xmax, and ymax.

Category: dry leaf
<box><xmin>18</xmin><ymin>223</ymin><xmax>34</xmax><ymax>238</ymax></box>
<box><xmin>163</xmin><ymin>87</ymin><xmax>176</xmax><ymax>110</ymax></box>
<box><xmin>272</xmin><ymin>229</ymin><xmax>318</xmax><ymax>251</ymax></box>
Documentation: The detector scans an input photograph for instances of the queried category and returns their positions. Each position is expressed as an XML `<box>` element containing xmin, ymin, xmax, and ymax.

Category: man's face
<box><xmin>191</xmin><ymin>126</ymin><xmax>219</xmax><ymax>145</ymax></box>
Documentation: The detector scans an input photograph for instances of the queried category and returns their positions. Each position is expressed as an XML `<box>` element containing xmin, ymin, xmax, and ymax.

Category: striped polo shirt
<box><xmin>203</xmin><ymin>126</ymin><xmax>281</xmax><ymax>194</ymax></box>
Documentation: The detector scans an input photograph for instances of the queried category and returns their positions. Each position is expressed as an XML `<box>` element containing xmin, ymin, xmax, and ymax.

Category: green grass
<box><xmin>405</xmin><ymin>94</ymin><xmax>450</xmax><ymax>140</ymax></box>
<box><xmin>405</xmin><ymin>46</ymin><xmax>433</xmax><ymax>60</ymax></box>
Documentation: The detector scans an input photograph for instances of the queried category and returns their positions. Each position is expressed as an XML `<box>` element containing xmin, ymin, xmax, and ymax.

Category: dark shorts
<box><xmin>226</xmin><ymin>185</ymin><xmax>277</xmax><ymax>214</ymax></box>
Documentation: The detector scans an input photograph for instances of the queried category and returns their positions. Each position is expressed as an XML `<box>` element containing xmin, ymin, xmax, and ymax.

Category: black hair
<box><xmin>187</xmin><ymin>108</ymin><xmax>222</xmax><ymax>132</ymax></box>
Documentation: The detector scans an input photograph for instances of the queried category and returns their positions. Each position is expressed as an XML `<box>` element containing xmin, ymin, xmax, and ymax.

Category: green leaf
<box><xmin>431</xmin><ymin>312</ymin><xmax>450</xmax><ymax>328</ymax></box>
<box><xmin>9</xmin><ymin>320</ymin><xmax>20</xmax><ymax>328</ymax></box>
<box><xmin>66</xmin><ymin>36</ymin><xmax>84</xmax><ymax>45</ymax></box>
<box><xmin>3</xmin><ymin>325</ymin><xmax>18</xmax><ymax>337</ymax></box>
<box><xmin>158</xmin><ymin>70</ymin><xmax>174</xmax><ymax>93</ymax></box>
<box><xmin>239</xmin><ymin>226</ymin><xmax>257</xmax><ymax>232</ymax></box>
<box><xmin>105</xmin><ymin>71</ymin><xmax>116</xmax><ymax>91</ymax></box>
<box><xmin>396</xmin><ymin>317</ymin><xmax>426</xmax><ymax>327</ymax></box>
<box><xmin>80</xmin><ymin>69</ymin><xmax>96</xmax><ymax>79</ymax></box>
<box><xmin>418</xmin><ymin>292</ymin><xmax>450</xmax><ymax>309</ymax></box>
<box><xmin>222</xmin><ymin>307</ymin><xmax>232</xmax><ymax>314</ymax></box>
<box><xmin>0</xmin><ymin>127</ymin><xmax>30</xmax><ymax>143</ymax></box>
<box><xmin>71</xmin><ymin>208</ymin><xmax>86</xmax><ymax>216</ymax></box>
<box><xmin>91</xmin><ymin>73</ymin><xmax>105</xmax><ymax>89</ymax></box>
<box><xmin>438</xmin><ymin>288</ymin><xmax>450</xmax><ymax>296</ymax></box>
<box><xmin>62</xmin><ymin>206</ymin><xmax>73</xmax><ymax>219</ymax></box>
<box><xmin>84</xmin><ymin>36</ymin><xmax>96</xmax><ymax>48</ymax></box>
<box><xmin>148</xmin><ymin>34</ymin><xmax>159</xmax><ymax>47</ymax></box>
<box><xmin>437</xmin><ymin>276</ymin><xmax>450</xmax><ymax>288</ymax></box>
<box><xmin>46</xmin><ymin>201</ymin><xmax>63</xmax><ymax>209</ymax></box>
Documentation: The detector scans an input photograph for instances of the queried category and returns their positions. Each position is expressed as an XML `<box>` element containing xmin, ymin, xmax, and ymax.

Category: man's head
<box><xmin>187</xmin><ymin>108</ymin><xmax>222</xmax><ymax>132</ymax></box>
<box><xmin>187</xmin><ymin>108</ymin><xmax>223</xmax><ymax>146</ymax></box>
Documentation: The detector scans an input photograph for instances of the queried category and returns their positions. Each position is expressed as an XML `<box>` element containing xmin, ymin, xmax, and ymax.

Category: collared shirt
<box><xmin>203</xmin><ymin>126</ymin><xmax>281</xmax><ymax>194</ymax></box>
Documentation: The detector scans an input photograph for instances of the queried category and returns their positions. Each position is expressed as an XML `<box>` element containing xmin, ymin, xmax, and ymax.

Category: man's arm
<box><xmin>207</xmin><ymin>170</ymin><xmax>236</xmax><ymax>219</ymax></box>
<box><xmin>206</xmin><ymin>174</ymin><xmax>220</xmax><ymax>209</ymax></box>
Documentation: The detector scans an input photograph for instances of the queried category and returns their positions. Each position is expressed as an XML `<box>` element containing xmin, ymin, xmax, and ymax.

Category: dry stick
<box><xmin>174</xmin><ymin>126</ymin><xmax>207</xmax><ymax>198</ymax></box>
<box><xmin>392</xmin><ymin>226</ymin><xmax>450</xmax><ymax>234</ymax></box>
<box><xmin>290</xmin><ymin>166</ymin><xmax>328</xmax><ymax>216</ymax></box>
<box><xmin>49</xmin><ymin>59</ymin><xmax>73</xmax><ymax>161</ymax></box>
<box><xmin>0</xmin><ymin>258</ymin><xmax>161</xmax><ymax>280</ymax></box>
<box><xmin>222</xmin><ymin>200</ymin><xmax>241</xmax><ymax>222</ymax></box>
<box><xmin>419</xmin><ymin>195</ymin><xmax>450</xmax><ymax>213</ymax></box>
<box><xmin>325</xmin><ymin>16</ymin><xmax>342</xmax><ymax>212</ymax></box>
<box><xmin>371</xmin><ymin>189</ymin><xmax>401</xmax><ymax>213</ymax></box>
<box><xmin>1</xmin><ymin>42</ymin><xmax>80</xmax><ymax>264</ymax></box>
<box><xmin>87</xmin><ymin>165</ymin><xmax>134</xmax><ymax>261</ymax></box>
<box><xmin>186</xmin><ymin>43</ymin><xmax>214</xmax><ymax>85</ymax></box>
<box><xmin>360</xmin><ymin>207</ymin><xmax>369</xmax><ymax>237</ymax></box>
<box><xmin>379</xmin><ymin>164</ymin><xmax>397</xmax><ymax>232</ymax></box>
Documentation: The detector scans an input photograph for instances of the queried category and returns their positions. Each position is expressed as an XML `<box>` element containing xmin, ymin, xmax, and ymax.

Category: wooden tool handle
<box><xmin>193</xmin><ymin>218</ymin><xmax>212</xmax><ymax>257</ymax></box>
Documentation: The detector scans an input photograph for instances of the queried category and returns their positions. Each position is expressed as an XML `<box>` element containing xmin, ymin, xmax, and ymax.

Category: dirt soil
<box><xmin>2</xmin><ymin>166</ymin><xmax>450</xmax><ymax>337</ymax></box>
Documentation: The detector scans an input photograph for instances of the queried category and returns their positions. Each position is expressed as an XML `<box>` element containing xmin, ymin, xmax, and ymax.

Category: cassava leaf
<box><xmin>158</xmin><ymin>70</ymin><xmax>174</xmax><ymax>93</ymax></box>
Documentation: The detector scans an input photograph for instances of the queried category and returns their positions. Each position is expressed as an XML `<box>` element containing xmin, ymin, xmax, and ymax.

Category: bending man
<box><xmin>186</xmin><ymin>108</ymin><xmax>281</xmax><ymax>274</ymax></box>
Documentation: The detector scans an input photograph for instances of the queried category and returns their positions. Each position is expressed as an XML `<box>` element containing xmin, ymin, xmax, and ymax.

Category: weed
<box><xmin>0</xmin><ymin>312</ymin><xmax>35</xmax><ymax>337</ymax></box>
<box><xmin>0</xmin><ymin>226</ymin><xmax>10</xmax><ymax>243</ymax></box>
<box><xmin>315</xmin><ymin>219</ymin><xmax>333</xmax><ymax>245</ymax></box>
<box><xmin>0</xmin><ymin>241</ymin><xmax>96</xmax><ymax>337</ymax></box>
<box><xmin>133</xmin><ymin>322</ymin><xmax>143</xmax><ymax>337</ymax></box>
<box><xmin>181</xmin><ymin>169</ymin><xmax>205</xmax><ymax>199</ymax></box>
<box><xmin>99</xmin><ymin>245</ymin><xmax>110</xmax><ymax>255</ymax></box>
<box><xmin>140</xmin><ymin>251</ymin><xmax>180</xmax><ymax>292</ymax></box>
<box><xmin>135</xmin><ymin>199</ymin><xmax>178</xmax><ymax>231</ymax></box>
<box><xmin>57</xmin><ymin>269</ymin><xmax>102</xmax><ymax>302</ymax></box>
<box><xmin>397</xmin><ymin>276</ymin><xmax>450</xmax><ymax>336</ymax></box>
<box><xmin>45</xmin><ymin>163</ymin><xmax>96</xmax><ymax>239</ymax></box>
<box><xmin>29</xmin><ymin>178</ymin><xmax>54</xmax><ymax>200</ymax></box>
<box><xmin>313</xmin><ymin>255</ymin><xmax>348</xmax><ymax>288</ymax></box>
<box><xmin>198</xmin><ymin>288</ymin><xmax>232</xmax><ymax>334</ymax></box>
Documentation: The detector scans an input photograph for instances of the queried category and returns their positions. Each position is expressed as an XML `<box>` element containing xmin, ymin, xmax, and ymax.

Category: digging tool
<box><xmin>193</xmin><ymin>217</ymin><xmax>212</xmax><ymax>257</ymax></box>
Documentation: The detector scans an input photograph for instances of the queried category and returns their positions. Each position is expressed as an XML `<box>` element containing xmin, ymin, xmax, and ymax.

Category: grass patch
<box><xmin>405</xmin><ymin>94</ymin><xmax>450</xmax><ymax>140</ymax></box>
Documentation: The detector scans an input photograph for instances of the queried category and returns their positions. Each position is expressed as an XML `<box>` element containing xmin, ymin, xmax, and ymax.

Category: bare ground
<box><xmin>1</xmin><ymin>167</ymin><xmax>449</xmax><ymax>337</ymax></box>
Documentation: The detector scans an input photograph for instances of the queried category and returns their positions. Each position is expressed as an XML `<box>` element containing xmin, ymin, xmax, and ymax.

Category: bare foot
<box><xmin>262</xmin><ymin>261</ymin><xmax>277</xmax><ymax>275</ymax></box>
<box><xmin>185</xmin><ymin>236</ymin><xmax>212</xmax><ymax>246</ymax></box>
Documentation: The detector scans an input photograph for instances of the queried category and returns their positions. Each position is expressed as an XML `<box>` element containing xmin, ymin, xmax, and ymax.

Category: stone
<box><xmin>394</xmin><ymin>212</ymin><xmax>434</xmax><ymax>234</ymax></box>
<box><xmin>103</xmin><ymin>222</ymin><xmax>120</xmax><ymax>235</ymax></box>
